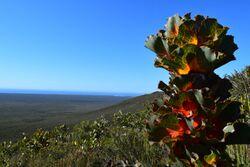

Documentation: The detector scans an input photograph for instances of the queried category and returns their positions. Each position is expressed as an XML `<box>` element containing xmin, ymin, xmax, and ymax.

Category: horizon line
<box><xmin>0</xmin><ymin>88</ymin><xmax>145</xmax><ymax>97</ymax></box>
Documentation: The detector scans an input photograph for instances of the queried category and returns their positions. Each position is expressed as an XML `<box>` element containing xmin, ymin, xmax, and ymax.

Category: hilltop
<box><xmin>81</xmin><ymin>91</ymin><xmax>163</xmax><ymax>120</ymax></box>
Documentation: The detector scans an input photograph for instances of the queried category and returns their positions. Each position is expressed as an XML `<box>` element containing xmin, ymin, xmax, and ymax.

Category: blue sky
<box><xmin>0</xmin><ymin>0</ymin><xmax>249</xmax><ymax>94</ymax></box>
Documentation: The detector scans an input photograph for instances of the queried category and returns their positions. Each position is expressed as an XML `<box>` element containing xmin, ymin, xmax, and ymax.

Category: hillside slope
<box><xmin>0</xmin><ymin>92</ymin><xmax>162</xmax><ymax>142</ymax></box>
<box><xmin>81</xmin><ymin>91</ymin><xmax>163</xmax><ymax>120</ymax></box>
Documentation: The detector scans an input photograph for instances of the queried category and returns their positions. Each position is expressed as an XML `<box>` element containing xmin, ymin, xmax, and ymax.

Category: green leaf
<box><xmin>159</xmin><ymin>113</ymin><xmax>179</xmax><ymax>130</ymax></box>
<box><xmin>217</xmin><ymin>101</ymin><xmax>242</xmax><ymax>123</ymax></box>
<box><xmin>198</xmin><ymin>18</ymin><xmax>226</xmax><ymax>42</ymax></box>
<box><xmin>200</xmin><ymin>46</ymin><xmax>216</xmax><ymax>63</ymax></box>
<box><xmin>159</xmin><ymin>47</ymin><xmax>187</xmax><ymax>74</ymax></box>
<box><xmin>147</xmin><ymin>114</ymin><xmax>159</xmax><ymax>129</ymax></box>
<box><xmin>184</xmin><ymin>46</ymin><xmax>217</xmax><ymax>73</ymax></box>
<box><xmin>158</xmin><ymin>80</ymin><xmax>174</xmax><ymax>97</ymax></box>
<box><xmin>183</xmin><ymin>13</ymin><xmax>191</xmax><ymax>20</ymax></box>
<box><xmin>184</xmin><ymin>117</ymin><xmax>195</xmax><ymax>133</ymax></box>
<box><xmin>164</xmin><ymin>14</ymin><xmax>182</xmax><ymax>38</ymax></box>
<box><xmin>172</xmin><ymin>72</ymin><xmax>219</xmax><ymax>91</ymax></box>
<box><xmin>213</xmin><ymin>35</ymin><xmax>238</xmax><ymax>57</ymax></box>
<box><xmin>223</xmin><ymin>124</ymin><xmax>235</xmax><ymax>134</ymax></box>
<box><xmin>155</xmin><ymin>105</ymin><xmax>172</xmax><ymax>115</ymax></box>
<box><xmin>225</xmin><ymin>123</ymin><xmax>250</xmax><ymax>144</ymax></box>
<box><xmin>148</xmin><ymin>127</ymin><xmax>168</xmax><ymax>142</ymax></box>
<box><xmin>194</xmin><ymin>15</ymin><xmax>205</xmax><ymax>22</ymax></box>
<box><xmin>145</xmin><ymin>32</ymin><xmax>170</xmax><ymax>59</ymax></box>
<box><xmin>193</xmin><ymin>89</ymin><xmax>204</xmax><ymax>107</ymax></box>
<box><xmin>168</xmin><ymin>92</ymin><xmax>187</xmax><ymax>108</ymax></box>
<box><xmin>209</xmin><ymin>78</ymin><xmax>232</xmax><ymax>101</ymax></box>
<box><xmin>196</xmin><ymin>160</ymin><xmax>204</xmax><ymax>167</ymax></box>
<box><xmin>207</xmin><ymin>35</ymin><xmax>237</xmax><ymax>69</ymax></box>
<box><xmin>175</xmin><ymin>20</ymin><xmax>197</xmax><ymax>46</ymax></box>
<box><xmin>204</xmin><ymin>151</ymin><xmax>217</xmax><ymax>165</ymax></box>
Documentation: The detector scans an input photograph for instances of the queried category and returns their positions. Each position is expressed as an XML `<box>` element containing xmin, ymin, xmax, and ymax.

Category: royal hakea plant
<box><xmin>145</xmin><ymin>13</ymin><xmax>250</xmax><ymax>166</ymax></box>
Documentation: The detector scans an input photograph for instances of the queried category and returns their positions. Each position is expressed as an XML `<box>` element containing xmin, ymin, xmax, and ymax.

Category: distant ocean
<box><xmin>0</xmin><ymin>89</ymin><xmax>142</xmax><ymax>97</ymax></box>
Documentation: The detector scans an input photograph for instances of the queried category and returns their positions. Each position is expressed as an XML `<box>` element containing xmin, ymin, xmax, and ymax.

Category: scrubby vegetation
<box><xmin>226</xmin><ymin>66</ymin><xmax>250</xmax><ymax>166</ymax></box>
<box><xmin>0</xmin><ymin>109</ymin><xmax>179</xmax><ymax>167</ymax></box>
<box><xmin>227</xmin><ymin>66</ymin><xmax>250</xmax><ymax>120</ymax></box>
